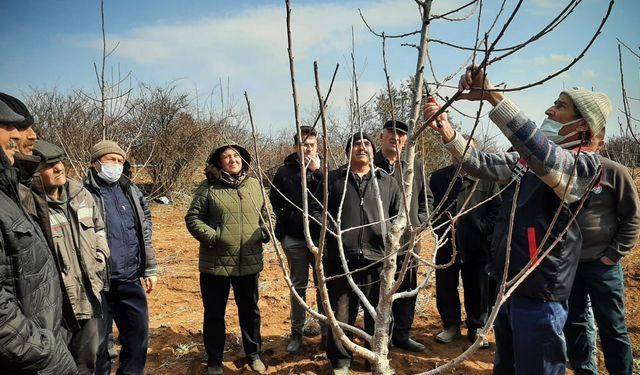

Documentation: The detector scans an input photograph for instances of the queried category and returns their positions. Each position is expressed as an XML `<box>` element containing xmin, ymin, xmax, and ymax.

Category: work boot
<box><xmin>393</xmin><ymin>337</ymin><xmax>425</xmax><ymax>352</ymax></box>
<box><xmin>107</xmin><ymin>333</ymin><xmax>118</xmax><ymax>360</ymax></box>
<box><xmin>207</xmin><ymin>365</ymin><xmax>223</xmax><ymax>375</ymax></box>
<box><xmin>287</xmin><ymin>331</ymin><xmax>303</xmax><ymax>353</ymax></box>
<box><xmin>436</xmin><ymin>325</ymin><xmax>461</xmax><ymax>343</ymax></box>
<box><xmin>249</xmin><ymin>356</ymin><xmax>266</xmax><ymax>374</ymax></box>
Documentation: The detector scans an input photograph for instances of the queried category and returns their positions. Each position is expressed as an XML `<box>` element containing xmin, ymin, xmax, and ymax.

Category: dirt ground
<box><xmin>111</xmin><ymin>203</ymin><xmax>640</xmax><ymax>375</ymax></box>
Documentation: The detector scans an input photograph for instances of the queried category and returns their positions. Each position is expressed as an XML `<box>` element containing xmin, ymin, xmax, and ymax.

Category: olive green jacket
<box><xmin>185</xmin><ymin>176</ymin><xmax>272</xmax><ymax>276</ymax></box>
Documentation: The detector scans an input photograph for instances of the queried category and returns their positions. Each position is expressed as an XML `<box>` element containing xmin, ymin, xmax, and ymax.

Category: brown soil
<box><xmin>111</xmin><ymin>203</ymin><xmax>640</xmax><ymax>374</ymax></box>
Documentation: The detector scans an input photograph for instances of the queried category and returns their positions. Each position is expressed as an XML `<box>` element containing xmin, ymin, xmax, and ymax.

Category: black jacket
<box><xmin>490</xmin><ymin>167</ymin><xmax>583</xmax><ymax>301</ymax></box>
<box><xmin>429</xmin><ymin>165</ymin><xmax>501</xmax><ymax>263</ymax></box>
<box><xmin>270</xmin><ymin>152</ymin><xmax>323</xmax><ymax>241</ymax></box>
<box><xmin>310</xmin><ymin>165</ymin><xmax>401</xmax><ymax>262</ymax></box>
<box><xmin>373</xmin><ymin>151</ymin><xmax>431</xmax><ymax>233</ymax></box>
<box><xmin>0</xmin><ymin>152</ymin><xmax>77</xmax><ymax>374</ymax></box>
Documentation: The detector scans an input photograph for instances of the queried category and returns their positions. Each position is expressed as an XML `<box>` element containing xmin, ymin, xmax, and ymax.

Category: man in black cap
<box><xmin>0</xmin><ymin>95</ymin><xmax>77</xmax><ymax>374</ymax></box>
<box><xmin>0</xmin><ymin>93</ymin><xmax>34</xmax><ymax>163</ymax></box>
<box><xmin>0</xmin><ymin>93</ymin><xmax>37</xmax><ymax>156</ymax></box>
<box><xmin>0</xmin><ymin>92</ymin><xmax>37</xmax><ymax>155</ymax></box>
<box><xmin>310</xmin><ymin>133</ymin><xmax>401</xmax><ymax>375</ymax></box>
<box><xmin>374</xmin><ymin>119</ymin><xmax>431</xmax><ymax>352</ymax></box>
<box><xmin>30</xmin><ymin>140</ymin><xmax>110</xmax><ymax>375</ymax></box>
<box><xmin>0</xmin><ymin>92</ymin><xmax>41</xmax><ymax>191</ymax></box>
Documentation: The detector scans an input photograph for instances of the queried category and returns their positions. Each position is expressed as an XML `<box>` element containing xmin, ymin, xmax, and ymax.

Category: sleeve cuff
<box><xmin>442</xmin><ymin>131</ymin><xmax>470</xmax><ymax>161</ymax></box>
<box><xmin>604</xmin><ymin>247</ymin><xmax>623</xmax><ymax>263</ymax></box>
<box><xmin>145</xmin><ymin>268</ymin><xmax>158</xmax><ymax>277</ymax></box>
<box><xmin>489</xmin><ymin>98</ymin><xmax>520</xmax><ymax>129</ymax></box>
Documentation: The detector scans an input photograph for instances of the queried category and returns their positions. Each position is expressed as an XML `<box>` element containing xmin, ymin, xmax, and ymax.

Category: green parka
<box><xmin>185</xmin><ymin>144</ymin><xmax>272</xmax><ymax>277</ymax></box>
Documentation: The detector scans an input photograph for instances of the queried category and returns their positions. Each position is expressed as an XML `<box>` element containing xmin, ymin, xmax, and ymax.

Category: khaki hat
<box><xmin>561</xmin><ymin>87</ymin><xmax>612</xmax><ymax>137</ymax></box>
<box><xmin>90</xmin><ymin>140</ymin><xmax>126</xmax><ymax>163</ymax></box>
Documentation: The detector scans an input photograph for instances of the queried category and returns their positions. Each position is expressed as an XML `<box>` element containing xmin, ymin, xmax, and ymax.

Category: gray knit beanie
<box><xmin>90</xmin><ymin>140</ymin><xmax>126</xmax><ymax>163</ymax></box>
<box><xmin>561</xmin><ymin>87</ymin><xmax>612</xmax><ymax>137</ymax></box>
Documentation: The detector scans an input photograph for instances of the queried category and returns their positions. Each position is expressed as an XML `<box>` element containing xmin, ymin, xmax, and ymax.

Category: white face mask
<box><xmin>540</xmin><ymin>117</ymin><xmax>583</xmax><ymax>145</ymax></box>
<box><xmin>97</xmin><ymin>162</ymin><xmax>123</xmax><ymax>184</ymax></box>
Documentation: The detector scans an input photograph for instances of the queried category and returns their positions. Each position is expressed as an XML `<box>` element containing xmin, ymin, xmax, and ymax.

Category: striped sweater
<box><xmin>443</xmin><ymin>98</ymin><xmax>600</xmax><ymax>203</ymax></box>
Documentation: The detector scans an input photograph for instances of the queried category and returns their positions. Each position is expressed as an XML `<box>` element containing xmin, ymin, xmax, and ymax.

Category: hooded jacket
<box><xmin>17</xmin><ymin>154</ymin><xmax>79</xmax><ymax>330</ymax></box>
<box><xmin>0</xmin><ymin>151</ymin><xmax>77</xmax><ymax>374</ymax></box>
<box><xmin>48</xmin><ymin>180</ymin><xmax>109</xmax><ymax>318</ymax></box>
<box><xmin>21</xmin><ymin>173</ymin><xmax>110</xmax><ymax>324</ymax></box>
<box><xmin>270</xmin><ymin>152</ymin><xmax>323</xmax><ymax>241</ymax></box>
<box><xmin>185</xmin><ymin>143</ymin><xmax>272</xmax><ymax>277</ymax></box>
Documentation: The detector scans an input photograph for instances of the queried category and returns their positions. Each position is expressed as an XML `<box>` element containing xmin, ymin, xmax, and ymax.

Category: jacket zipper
<box><xmin>68</xmin><ymin>190</ymin><xmax>102</xmax><ymax>314</ymax></box>
<box><xmin>238</xmin><ymin>188</ymin><xmax>243</xmax><ymax>270</ymax></box>
<box><xmin>355</xmin><ymin>175</ymin><xmax>370</xmax><ymax>256</ymax></box>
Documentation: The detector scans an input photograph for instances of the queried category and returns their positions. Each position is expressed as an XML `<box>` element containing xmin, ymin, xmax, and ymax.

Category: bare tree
<box><xmin>250</xmin><ymin>1</ymin><xmax>616</xmax><ymax>374</ymax></box>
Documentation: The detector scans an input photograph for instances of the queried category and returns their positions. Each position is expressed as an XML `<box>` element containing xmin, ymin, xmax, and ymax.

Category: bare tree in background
<box><xmin>27</xmin><ymin>81</ymin><xmax>250</xmax><ymax>199</ymax></box>
<box><xmin>90</xmin><ymin>0</ymin><xmax>133</xmax><ymax>140</ymax></box>
<box><xmin>602</xmin><ymin>39</ymin><xmax>640</xmax><ymax>175</ymax></box>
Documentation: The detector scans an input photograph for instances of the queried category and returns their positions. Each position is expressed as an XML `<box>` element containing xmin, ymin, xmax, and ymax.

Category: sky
<box><xmin>1</xmin><ymin>0</ymin><xmax>639</xmax><ymax>145</ymax></box>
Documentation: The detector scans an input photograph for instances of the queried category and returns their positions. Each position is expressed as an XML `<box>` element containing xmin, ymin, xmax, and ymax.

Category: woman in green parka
<box><xmin>185</xmin><ymin>142</ymin><xmax>271</xmax><ymax>375</ymax></box>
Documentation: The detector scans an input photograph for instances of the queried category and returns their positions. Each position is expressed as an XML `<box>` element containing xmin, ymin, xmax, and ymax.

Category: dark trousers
<box><xmin>284</xmin><ymin>243</ymin><xmax>326</xmax><ymax>335</ymax></box>
<box><xmin>66</xmin><ymin>318</ymin><xmax>99</xmax><ymax>375</ymax></box>
<box><xmin>96</xmin><ymin>279</ymin><xmax>149</xmax><ymax>375</ymax></box>
<box><xmin>325</xmin><ymin>260</ymin><xmax>381</xmax><ymax>369</ymax></box>
<box><xmin>564</xmin><ymin>261</ymin><xmax>633</xmax><ymax>375</ymax></box>
<box><xmin>391</xmin><ymin>257</ymin><xmax>418</xmax><ymax>342</ymax></box>
<box><xmin>493</xmin><ymin>296</ymin><xmax>568</xmax><ymax>375</ymax></box>
<box><xmin>435</xmin><ymin>245</ymin><xmax>486</xmax><ymax>330</ymax></box>
<box><xmin>200</xmin><ymin>273</ymin><xmax>261</xmax><ymax>366</ymax></box>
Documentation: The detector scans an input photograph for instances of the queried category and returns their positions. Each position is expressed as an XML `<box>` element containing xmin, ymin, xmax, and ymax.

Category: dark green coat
<box><xmin>185</xmin><ymin>176</ymin><xmax>271</xmax><ymax>276</ymax></box>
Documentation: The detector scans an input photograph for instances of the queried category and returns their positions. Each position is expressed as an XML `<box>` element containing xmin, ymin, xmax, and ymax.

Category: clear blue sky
<box><xmin>1</xmin><ymin>0</ymin><xmax>638</xmax><ymax>143</ymax></box>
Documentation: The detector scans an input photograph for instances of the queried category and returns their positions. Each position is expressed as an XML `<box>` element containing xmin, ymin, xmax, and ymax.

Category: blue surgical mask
<box><xmin>540</xmin><ymin>117</ymin><xmax>583</xmax><ymax>145</ymax></box>
<box><xmin>97</xmin><ymin>162</ymin><xmax>123</xmax><ymax>184</ymax></box>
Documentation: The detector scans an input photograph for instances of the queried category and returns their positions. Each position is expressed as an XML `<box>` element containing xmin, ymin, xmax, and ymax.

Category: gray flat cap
<box><xmin>0</xmin><ymin>100</ymin><xmax>25</xmax><ymax>125</ymax></box>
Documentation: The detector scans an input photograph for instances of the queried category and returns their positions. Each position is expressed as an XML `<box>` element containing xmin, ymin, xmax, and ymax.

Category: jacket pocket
<box><xmin>50</xmin><ymin>228</ymin><xmax>71</xmax><ymax>275</ymax></box>
<box><xmin>208</xmin><ymin>222</ymin><xmax>221</xmax><ymax>247</ymax></box>
<box><xmin>8</xmin><ymin>217</ymin><xmax>35</xmax><ymax>255</ymax></box>
<box><xmin>78</xmin><ymin>217</ymin><xmax>94</xmax><ymax>230</ymax></box>
<box><xmin>78</xmin><ymin>219</ymin><xmax>105</xmax><ymax>293</ymax></box>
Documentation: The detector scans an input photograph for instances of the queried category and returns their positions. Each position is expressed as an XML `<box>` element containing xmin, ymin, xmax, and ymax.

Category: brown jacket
<box><xmin>22</xmin><ymin>177</ymin><xmax>109</xmax><ymax>323</ymax></box>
